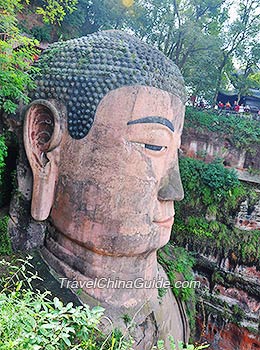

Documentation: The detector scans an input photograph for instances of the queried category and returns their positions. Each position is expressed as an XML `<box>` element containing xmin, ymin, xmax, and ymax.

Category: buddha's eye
<box><xmin>130</xmin><ymin>141</ymin><xmax>167</xmax><ymax>152</ymax></box>
<box><xmin>145</xmin><ymin>144</ymin><xmax>167</xmax><ymax>151</ymax></box>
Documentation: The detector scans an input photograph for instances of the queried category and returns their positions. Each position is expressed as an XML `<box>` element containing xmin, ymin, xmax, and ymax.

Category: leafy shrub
<box><xmin>158</xmin><ymin>244</ymin><xmax>195</xmax><ymax>302</ymax></box>
<box><xmin>30</xmin><ymin>25</ymin><xmax>52</xmax><ymax>42</ymax></box>
<box><xmin>0</xmin><ymin>216</ymin><xmax>12</xmax><ymax>255</ymax></box>
<box><xmin>0</xmin><ymin>256</ymin><xmax>209</xmax><ymax>350</ymax></box>
<box><xmin>0</xmin><ymin>135</ymin><xmax>7</xmax><ymax>184</ymax></box>
<box><xmin>178</xmin><ymin>157</ymin><xmax>244</xmax><ymax>209</ymax></box>
<box><xmin>153</xmin><ymin>336</ymin><xmax>209</xmax><ymax>350</ymax></box>
<box><xmin>0</xmin><ymin>257</ymin><xmax>134</xmax><ymax>350</ymax></box>
<box><xmin>0</xmin><ymin>135</ymin><xmax>8</xmax><ymax>207</ymax></box>
<box><xmin>0</xmin><ymin>291</ymin><xmax>107</xmax><ymax>350</ymax></box>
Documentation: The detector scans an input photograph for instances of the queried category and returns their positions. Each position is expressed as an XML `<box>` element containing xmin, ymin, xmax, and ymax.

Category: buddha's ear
<box><xmin>24</xmin><ymin>100</ymin><xmax>64</xmax><ymax>221</ymax></box>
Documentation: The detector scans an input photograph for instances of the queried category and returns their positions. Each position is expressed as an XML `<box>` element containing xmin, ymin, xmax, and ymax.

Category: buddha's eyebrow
<box><xmin>127</xmin><ymin>116</ymin><xmax>174</xmax><ymax>132</ymax></box>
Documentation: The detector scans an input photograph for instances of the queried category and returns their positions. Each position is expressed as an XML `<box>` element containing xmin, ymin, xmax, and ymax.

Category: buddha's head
<box><xmin>24</xmin><ymin>31</ymin><xmax>186</xmax><ymax>257</ymax></box>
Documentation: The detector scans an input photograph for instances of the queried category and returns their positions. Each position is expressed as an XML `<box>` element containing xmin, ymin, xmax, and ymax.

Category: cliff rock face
<box><xmin>194</xmin><ymin>253</ymin><xmax>260</xmax><ymax>349</ymax></box>
<box><xmin>3</xmin><ymin>112</ymin><xmax>46</xmax><ymax>251</ymax></box>
<box><xmin>181</xmin><ymin>127</ymin><xmax>260</xmax><ymax>184</ymax></box>
<box><xmin>179</xmin><ymin>125</ymin><xmax>260</xmax><ymax>349</ymax></box>
<box><xmin>197</xmin><ymin>317</ymin><xmax>260</xmax><ymax>350</ymax></box>
<box><xmin>235</xmin><ymin>198</ymin><xmax>260</xmax><ymax>230</ymax></box>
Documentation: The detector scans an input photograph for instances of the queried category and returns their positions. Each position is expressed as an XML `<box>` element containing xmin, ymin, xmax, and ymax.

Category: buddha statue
<box><xmin>23</xmin><ymin>31</ymin><xmax>189</xmax><ymax>349</ymax></box>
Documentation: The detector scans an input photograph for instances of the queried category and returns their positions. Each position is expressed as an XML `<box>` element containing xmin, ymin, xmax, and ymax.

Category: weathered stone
<box><xmin>22</xmin><ymin>31</ymin><xmax>189</xmax><ymax>349</ymax></box>
<box><xmin>31</xmin><ymin>31</ymin><xmax>186</xmax><ymax>139</ymax></box>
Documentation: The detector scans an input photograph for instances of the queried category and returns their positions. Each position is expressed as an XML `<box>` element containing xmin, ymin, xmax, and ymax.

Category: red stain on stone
<box><xmin>197</xmin><ymin>318</ymin><xmax>260</xmax><ymax>350</ymax></box>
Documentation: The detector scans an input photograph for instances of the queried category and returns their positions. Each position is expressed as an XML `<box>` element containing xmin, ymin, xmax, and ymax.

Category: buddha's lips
<box><xmin>153</xmin><ymin>216</ymin><xmax>174</xmax><ymax>228</ymax></box>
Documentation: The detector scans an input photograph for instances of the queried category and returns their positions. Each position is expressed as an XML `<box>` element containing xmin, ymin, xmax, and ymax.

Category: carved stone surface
<box><xmin>235</xmin><ymin>198</ymin><xmax>260</xmax><ymax>230</ymax></box>
<box><xmin>23</xmin><ymin>31</ymin><xmax>189</xmax><ymax>349</ymax></box>
<box><xmin>181</xmin><ymin>127</ymin><xmax>260</xmax><ymax>176</ymax></box>
<box><xmin>31</xmin><ymin>31</ymin><xmax>186</xmax><ymax>139</ymax></box>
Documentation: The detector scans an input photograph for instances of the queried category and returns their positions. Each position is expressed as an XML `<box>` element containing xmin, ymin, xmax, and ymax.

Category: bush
<box><xmin>178</xmin><ymin>157</ymin><xmax>243</xmax><ymax>209</ymax></box>
<box><xmin>0</xmin><ymin>256</ymin><xmax>210</xmax><ymax>350</ymax></box>
<box><xmin>0</xmin><ymin>216</ymin><xmax>12</xmax><ymax>255</ymax></box>
<box><xmin>29</xmin><ymin>25</ymin><xmax>52</xmax><ymax>42</ymax></box>
<box><xmin>0</xmin><ymin>291</ymin><xmax>107</xmax><ymax>350</ymax></box>
<box><xmin>0</xmin><ymin>135</ymin><xmax>8</xmax><ymax>207</ymax></box>
<box><xmin>158</xmin><ymin>244</ymin><xmax>195</xmax><ymax>302</ymax></box>
<box><xmin>0</xmin><ymin>257</ymin><xmax>134</xmax><ymax>350</ymax></box>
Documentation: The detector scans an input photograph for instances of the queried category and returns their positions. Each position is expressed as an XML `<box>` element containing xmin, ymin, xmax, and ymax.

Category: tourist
<box><xmin>239</xmin><ymin>104</ymin><xmax>244</xmax><ymax>113</ymax></box>
<box><xmin>234</xmin><ymin>101</ymin><xmax>240</xmax><ymax>112</ymax></box>
<box><xmin>225</xmin><ymin>101</ymin><xmax>231</xmax><ymax>110</ymax></box>
<box><xmin>218</xmin><ymin>101</ymin><xmax>224</xmax><ymax>110</ymax></box>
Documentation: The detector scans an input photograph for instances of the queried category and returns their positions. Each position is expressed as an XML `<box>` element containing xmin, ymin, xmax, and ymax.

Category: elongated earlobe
<box><xmin>24</xmin><ymin>100</ymin><xmax>63</xmax><ymax>220</ymax></box>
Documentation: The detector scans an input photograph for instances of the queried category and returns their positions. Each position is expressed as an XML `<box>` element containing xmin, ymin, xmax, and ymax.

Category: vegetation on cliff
<box><xmin>185</xmin><ymin>107</ymin><xmax>260</xmax><ymax>149</ymax></box>
<box><xmin>173</xmin><ymin>156</ymin><xmax>260</xmax><ymax>266</ymax></box>
<box><xmin>0</xmin><ymin>135</ymin><xmax>7</xmax><ymax>194</ymax></box>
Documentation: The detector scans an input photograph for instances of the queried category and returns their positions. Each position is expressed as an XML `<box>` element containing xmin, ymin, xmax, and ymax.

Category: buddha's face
<box><xmin>48</xmin><ymin>85</ymin><xmax>184</xmax><ymax>256</ymax></box>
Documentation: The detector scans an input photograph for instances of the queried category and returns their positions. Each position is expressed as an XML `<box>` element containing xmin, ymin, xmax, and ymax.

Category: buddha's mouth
<box><xmin>153</xmin><ymin>216</ymin><xmax>174</xmax><ymax>228</ymax></box>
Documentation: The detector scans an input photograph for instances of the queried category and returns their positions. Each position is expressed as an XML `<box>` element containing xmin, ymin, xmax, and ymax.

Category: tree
<box><xmin>229</xmin><ymin>41</ymin><xmax>260</xmax><ymax>102</ymax></box>
<box><xmin>35</xmin><ymin>0</ymin><xmax>78</xmax><ymax>25</ymax></box>
<box><xmin>0</xmin><ymin>0</ymin><xmax>38</xmax><ymax>113</ymax></box>
<box><xmin>213</xmin><ymin>0</ymin><xmax>260</xmax><ymax>102</ymax></box>
<box><xmin>2</xmin><ymin>0</ymin><xmax>258</xmax><ymax>106</ymax></box>
<box><xmin>0</xmin><ymin>0</ymin><xmax>77</xmax><ymax>115</ymax></box>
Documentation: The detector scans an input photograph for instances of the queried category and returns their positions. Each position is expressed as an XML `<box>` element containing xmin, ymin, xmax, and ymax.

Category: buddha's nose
<box><xmin>157</xmin><ymin>164</ymin><xmax>184</xmax><ymax>201</ymax></box>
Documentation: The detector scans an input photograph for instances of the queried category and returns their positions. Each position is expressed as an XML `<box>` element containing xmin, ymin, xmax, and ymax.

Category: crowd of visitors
<box><xmin>217</xmin><ymin>100</ymin><xmax>251</xmax><ymax>113</ymax></box>
<box><xmin>190</xmin><ymin>96</ymin><xmax>260</xmax><ymax>119</ymax></box>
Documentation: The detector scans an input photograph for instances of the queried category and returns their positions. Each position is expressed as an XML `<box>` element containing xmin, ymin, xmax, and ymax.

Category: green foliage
<box><xmin>157</xmin><ymin>287</ymin><xmax>167</xmax><ymax>301</ymax></box>
<box><xmin>173</xmin><ymin>156</ymin><xmax>260</xmax><ymax>264</ymax></box>
<box><xmin>153</xmin><ymin>337</ymin><xmax>209</xmax><ymax>350</ymax></box>
<box><xmin>185</xmin><ymin>217</ymin><xmax>214</xmax><ymax>239</ymax></box>
<box><xmin>0</xmin><ymin>36</ymin><xmax>39</xmax><ymax>112</ymax></box>
<box><xmin>0</xmin><ymin>135</ymin><xmax>7</xmax><ymax>182</ymax></box>
<box><xmin>237</xmin><ymin>229</ymin><xmax>260</xmax><ymax>262</ymax></box>
<box><xmin>0</xmin><ymin>0</ymin><xmax>77</xmax><ymax>115</ymax></box>
<box><xmin>0</xmin><ymin>292</ymin><xmax>106</xmax><ymax>349</ymax></box>
<box><xmin>158</xmin><ymin>244</ymin><xmax>195</xmax><ymax>302</ymax></box>
<box><xmin>28</xmin><ymin>25</ymin><xmax>52</xmax><ymax>42</ymax></box>
<box><xmin>158</xmin><ymin>244</ymin><xmax>196</xmax><ymax>332</ymax></box>
<box><xmin>185</xmin><ymin>107</ymin><xmax>260</xmax><ymax>149</ymax></box>
<box><xmin>36</xmin><ymin>0</ymin><xmax>78</xmax><ymax>25</ymax></box>
<box><xmin>177</xmin><ymin>156</ymin><xmax>243</xmax><ymax>209</ymax></box>
<box><xmin>0</xmin><ymin>0</ymin><xmax>39</xmax><ymax>114</ymax></box>
<box><xmin>122</xmin><ymin>313</ymin><xmax>132</xmax><ymax>325</ymax></box>
<box><xmin>0</xmin><ymin>257</ymin><xmax>134</xmax><ymax>350</ymax></box>
<box><xmin>0</xmin><ymin>216</ymin><xmax>12</xmax><ymax>255</ymax></box>
<box><xmin>232</xmin><ymin>304</ymin><xmax>245</xmax><ymax>322</ymax></box>
<box><xmin>212</xmin><ymin>271</ymin><xmax>224</xmax><ymax>285</ymax></box>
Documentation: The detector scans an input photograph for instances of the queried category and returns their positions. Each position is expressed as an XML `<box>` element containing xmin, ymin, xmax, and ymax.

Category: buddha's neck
<box><xmin>44</xmin><ymin>233</ymin><xmax>160</xmax><ymax>308</ymax></box>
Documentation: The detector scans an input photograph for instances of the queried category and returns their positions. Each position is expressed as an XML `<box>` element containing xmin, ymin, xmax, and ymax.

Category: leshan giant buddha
<box><xmin>23</xmin><ymin>31</ymin><xmax>189</xmax><ymax>349</ymax></box>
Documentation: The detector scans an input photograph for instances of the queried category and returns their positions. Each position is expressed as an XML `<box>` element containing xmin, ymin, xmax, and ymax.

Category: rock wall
<box><xmin>180</xmin><ymin>126</ymin><xmax>260</xmax><ymax>349</ymax></box>
<box><xmin>235</xmin><ymin>198</ymin><xmax>260</xmax><ymax>230</ymax></box>
<box><xmin>181</xmin><ymin>127</ymin><xmax>260</xmax><ymax>183</ymax></box>
<box><xmin>3</xmin><ymin>112</ymin><xmax>46</xmax><ymax>251</ymax></box>
<box><xmin>194</xmin><ymin>254</ymin><xmax>260</xmax><ymax>349</ymax></box>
